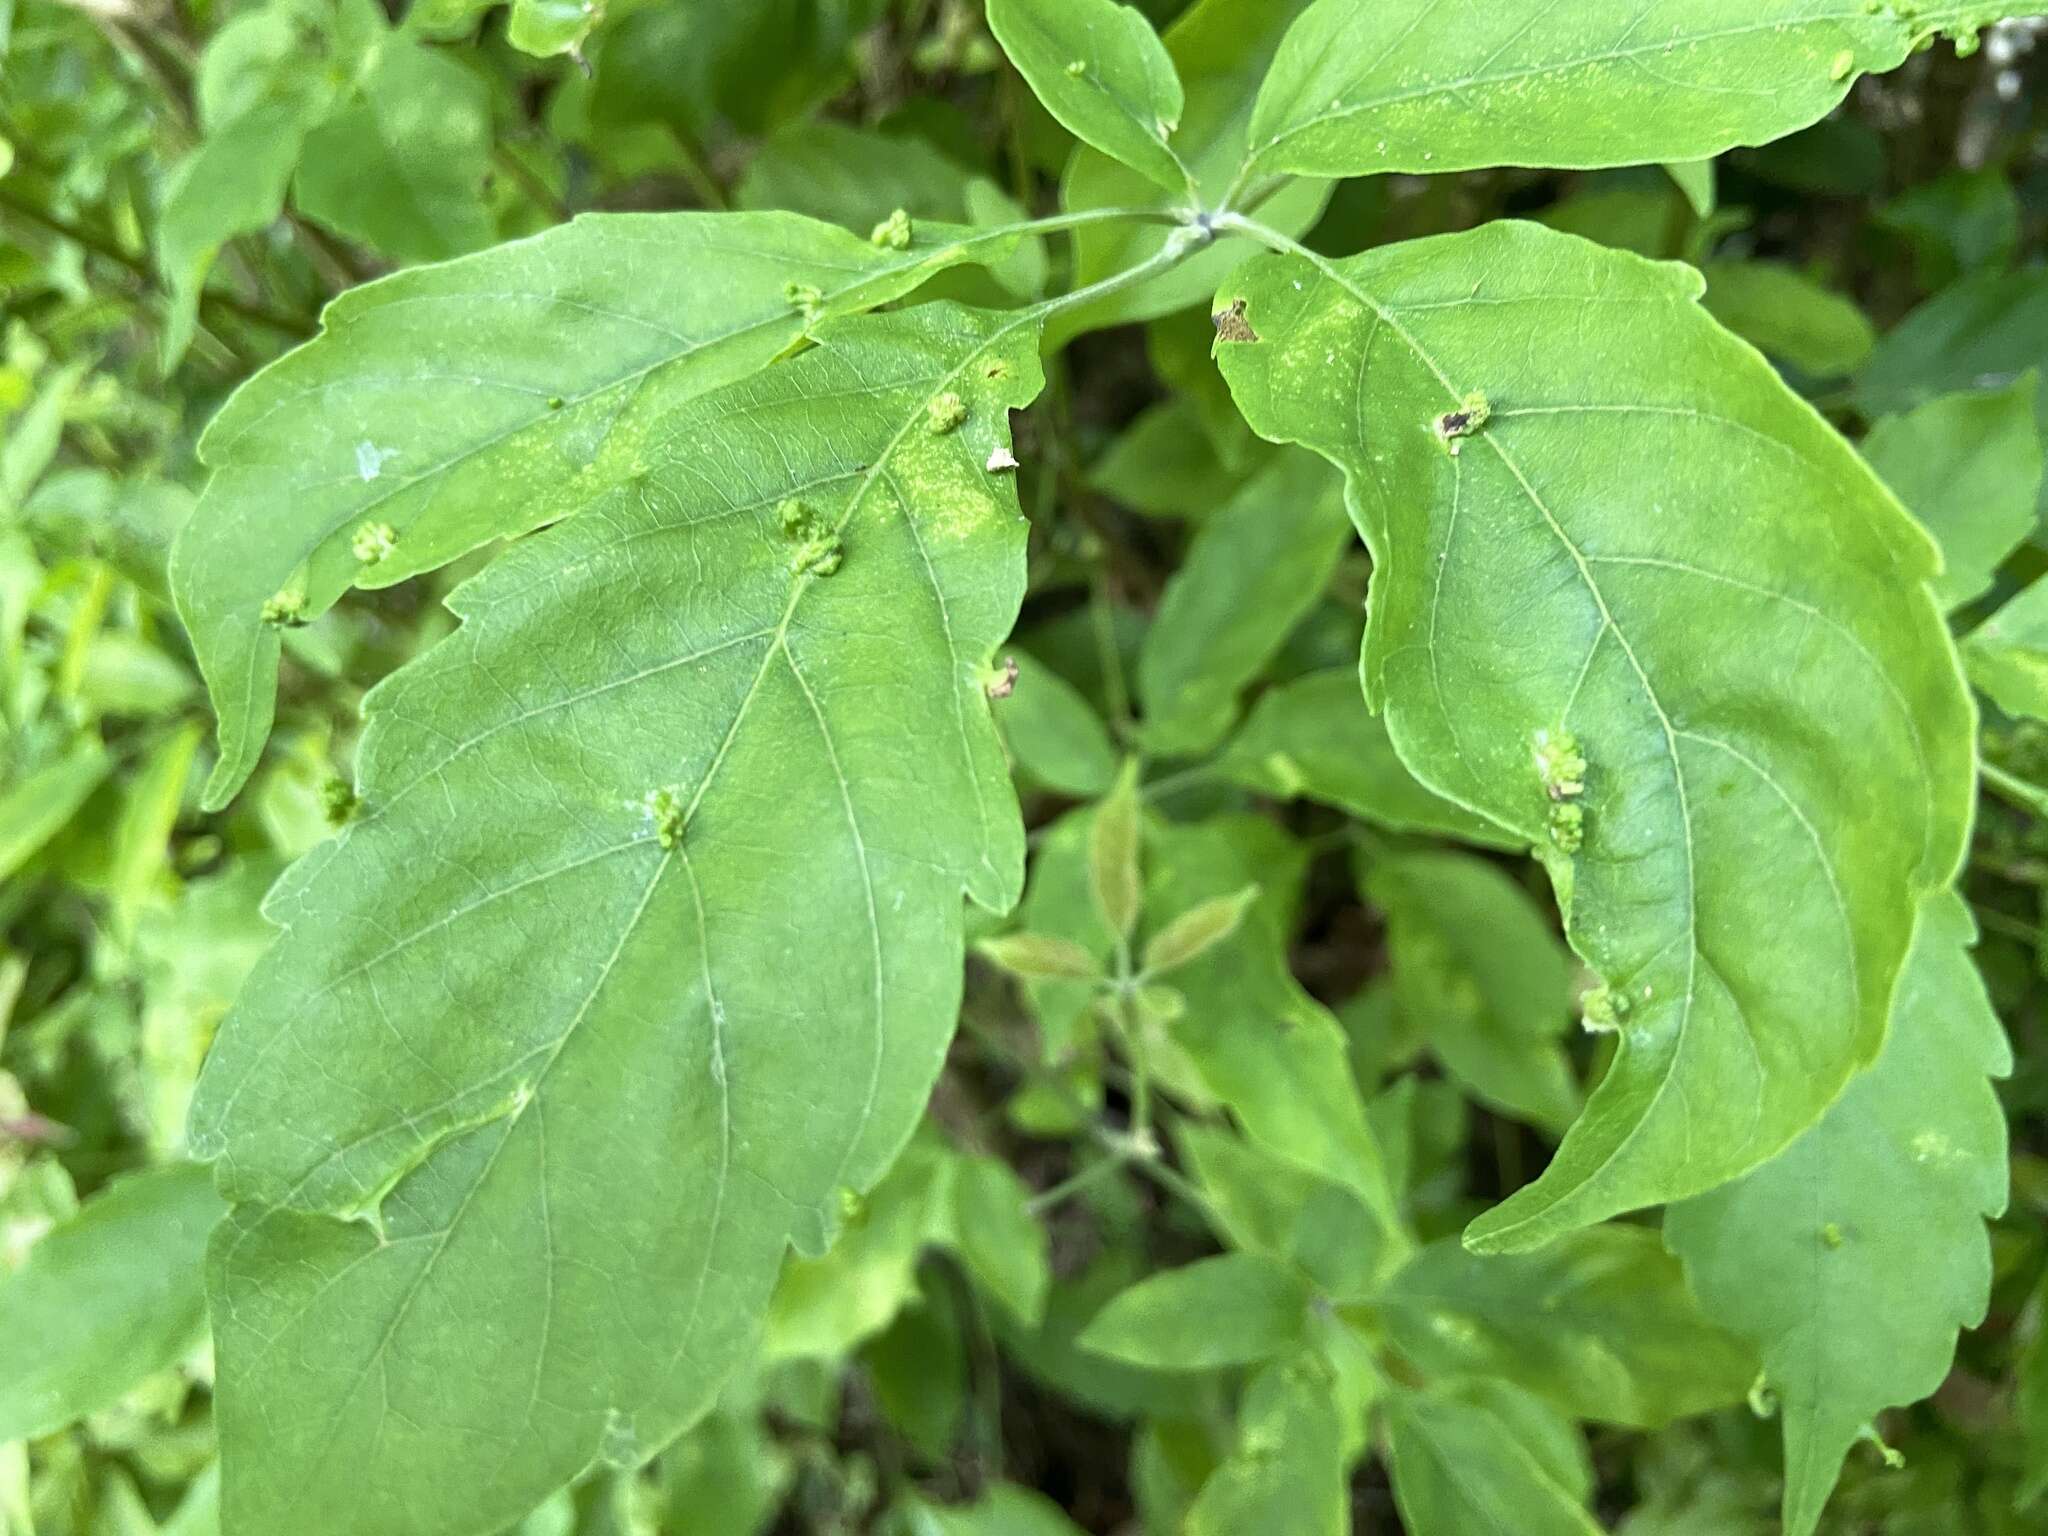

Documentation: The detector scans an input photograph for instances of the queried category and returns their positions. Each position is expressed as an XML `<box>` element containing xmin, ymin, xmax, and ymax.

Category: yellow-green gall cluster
<box><xmin>644</xmin><ymin>786</ymin><xmax>686</xmax><ymax>850</ymax></box>
<box><xmin>1434</xmin><ymin>389</ymin><xmax>1491</xmax><ymax>454</ymax></box>
<box><xmin>869</xmin><ymin>208</ymin><xmax>912</xmax><ymax>250</ymax></box>
<box><xmin>777</xmin><ymin>497</ymin><xmax>843</xmax><ymax>578</ymax></box>
<box><xmin>351</xmin><ymin>521</ymin><xmax>398</xmax><ymax>565</ymax></box>
<box><xmin>926</xmin><ymin>390</ymin><xmax>967</xmax><ymax>435</ymax></box>
<box><xmin>260</xmin><ymin>587</ymin><xmax>308</xmax><ymax>627</ymax></box>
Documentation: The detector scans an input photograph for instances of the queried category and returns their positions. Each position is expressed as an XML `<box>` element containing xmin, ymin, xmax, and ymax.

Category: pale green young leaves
<box><xmin>1214</xmin><ymin>221</ymin><xmax>1974</xmax><ymax>1251</ymax></box>
<box><xmin>1239</xmin><ymin>1</ymin><xmax>2041</xmax><ymax>184</ymax></box>
<box><xmin>0</xmin><ymin>1163</ymin><xmax>224</xmax><ymax>1441</ymax></box>
<box><xmin>187</xmin><ymin>302</ymin><xmax>1041</xmax><ymax>1536</ymax></box>
<box><xmin>173</xmin><ymin>211</ymin><xmax>1016</xmax><ymax>809</ymax></box>
<box><xmin>1665</xmin><ymin>894</ymin><xmax>2012</xmax><ymax>1536</ymax></box>
<box><xmin>986</xmin><ymin>0</ymin><xmax>1189</xmax><ymax>195</ymax></box>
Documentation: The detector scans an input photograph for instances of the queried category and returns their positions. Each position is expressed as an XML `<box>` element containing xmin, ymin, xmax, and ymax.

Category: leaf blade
<box><xmin>188</xmin><ymin>301</ymin><xmax>1042</xmax><ymax>1536</ymax></box>
<box><xmin>1213</xmin><ymin>220</ymin><xmax>1974</xmax><ymax>1251</ymax></box>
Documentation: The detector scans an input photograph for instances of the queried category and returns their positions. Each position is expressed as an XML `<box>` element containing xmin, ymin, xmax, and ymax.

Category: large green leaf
<box><xmin>1664</xmin><ymin>893</ymin><xmax>2011</xmax><ymax>1536</ymax></box>
<box><xmin>172</xmin><ymin>212</ymin><xmax>1022</xmax><ymax>810</ymax></box>
<box><xmin>986</xmin><ymin>0</ymin><xmax>1189</xmax><ymax>195</ymax></box>
<box><xmin>186</xmin><ymin>301</ymin><xmax>1041</xmax><ymax>1536</ymax></box>
<box><xmin>1237</xmin><ymin>1</ymin><xmax>2036</xmax><ymax>185</ymax></box>
<box><xmin>1183</xmin><ymin>1353</ymin><xmax>1345</xmax><ymax>1536</ymax></box>
<box><xmin>1213</xmin><ymin>220</ymin><xmax>1973</xmax><ymax>1252</ymax></box>
<box><xmin>0</xmin><ymin>1163</ymin><xmax>224</xmax><ymax>1441</ymax></box>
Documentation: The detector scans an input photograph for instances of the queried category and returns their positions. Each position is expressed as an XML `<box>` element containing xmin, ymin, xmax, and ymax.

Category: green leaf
<box><xmin>1238</xmin><ymin>1</ymin><xmax>2034</xmax><ymax>184</ymax></box>
<box><xmin>507</xmin><ymin>0</ymin><xmax>601</xmax><ymax>57</ymax></box>
<box><xmin>1141</xmin><ymin>885</ymin><xmax>1258</xmax><ymax>977</ymax></box>
<box><xmin>1217</xmin><ymin>668</ymin><xmax>1517</xmax><ymax>847</ymax></box>
<box><xmin>1967</xmin><ymin>573</ymin><xmax>2048</xmax><ymax>722</ymax></box>
<box><xmin>1213</xmin><ymin>220</ymin><xmax>1973</xmax><ymax>1253</ymax></box>
<box><xmin>172</xmin><ymin>212</ymin><xmax>1016</xmax><ymax>810</ymax></box>
<box><xmin>1367</xmin><ymin>849</ymin><xmax>1579</xmax><ymax>1134</ymax></box>
<box><xmin>1089</xmin><ymin>758</ymin><xmax>1143</xmax><ymax>941</ymax></box>
<box><xmin>986</xmin><ymin>0</ymin><xmax>1189</xmax><ymax>195</ymax></box>
<box><xmin>1136</xmin><ymin>452</ymin><xmax>1350</xmax><ymax>755</ymax></box>
<box><xmin>1078</xmin><ymin>1252</ymin><xmax>1310</xmax><ymax>1371</ymax></box>
<box><xmin>994</xmin><ymin>649</ymin><xmax>1118</xmax><ymax>798</ymax></box>
<box><xmin>1864</xmin><ymin>374</ymin><xmax>2043</xmax><ymax>612</ymax></box>
<box><xmin>765</xmin><ymin>1145</ymin><xmax>952</xmax><ymax>1362</ymax></box>
<box><xmin>907</xmin><ymin>1485</ymin><xmax>1090</xmax><ymax>1536</ymax></box>
<box><xmin>0</xmin><ymin>739</ymin><xmax>109</xmax><ymax>883</ymax></box>
<box><xmin>1376</xmin><ymin>1226</ymin><xmax>1756</xmax><ymax>1429</ymax></box>
<box><xmin>1086</xmin><ymin>397</ymin><xmax>1260</xmax><ymax>519</ymax></box>
<box><xmin>1664</xmin><ymin>892</ymin><xmax>2011</xmax><ymax>1536</ymax></box>
<box><xmin>1056</xmin><ymin>0</ymin><xmax>1330</xmax><ymax>339</ymax></box>
<box><xmin>945</xmin><ymin>1155</ymin><xmax>1050</xmax><ymax>1325</ymax></box>
<box><xmin>977</xmin><ymin>931</ymin><xmax>1106</xmax><ymax>983</ymax></box>
<box><xmin>291</xmin><ymin>35</ymin><xmax>494</xmax><ymax>262</ymax></box>
<box><xmin>1384</xmin><ymin>1379</ymin><xmax>1600</xmax><ymax>1536</ymax></box>
<box><xmin>1666</xmin><ymin>160</ymin><xmax>1717</xmax><ymax>219</ymax></box>
<box><xmin>1184</xmin><ymin>1353</ymin><xmax>1346</xmax><ymax>1536</ymax></box>
<box><xmin>107</xmin><ymin>723</ymin><xmax>202</xmax><ymax>944</ymax></box>
<box><xmin>1143</xmin><ymin>815</ymin><xmax>1407</xmax><ymax>1253</ymax></box>
<box><xmin>0</xmin><ymin>1163</ymin><xmax>225</xmax><ymax>1441</ymax></box>
<box><xmin>1699</xmin><ymin>260</ymin><xmax>1876</xmax><ymax>379</ymax></box>
<box><xmin>1178</xmin><ymin>1124</ymin><xmax>1381</xmax><ymax>1302</ymax></box>
<box><xmin>185</xmin><ymin>302</ymin><xmax>1042</xmax><ymax>1536</ymax></box>
<box><xmin>2020</xmin><ymin>1277</ymin><xmax>2048</xmax><ymax>1510</ymax></box>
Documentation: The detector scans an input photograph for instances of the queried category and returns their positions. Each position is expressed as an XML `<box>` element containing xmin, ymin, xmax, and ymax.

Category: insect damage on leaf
<box><xmin>1434</xmin><ymin>390</ymin><xmax>1492</xmax><ymax>455</ymax></box>
<box><xmin>351</xmin><ymin>521</ymin><xmax>398</xmax><ymax>565</ymax></box>
<box><xmin>259</xmin><ymin>587</ymin><xmax>307</xmax><ymax>627</ymax></box>
<box><xmin>869</xmin><ymin>208</ymin><xmax>913</xmax><ymax>250</ymax></box>
<box><xmin>1212</xmin><ymin>297</ymin><xmax>1259</xmax><ymax>344</ymax></box>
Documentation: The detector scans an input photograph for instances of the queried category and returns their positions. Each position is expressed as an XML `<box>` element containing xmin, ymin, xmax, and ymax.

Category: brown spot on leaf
<box><xmin>986</xmin><ymin>656</ymin><xmax>1019</xmax><ymax>699</ymax></box>
<box><xmin>1213</xmin><ymin>298</ymin><xmax>1258</xmax><ymax>344</ymax></box>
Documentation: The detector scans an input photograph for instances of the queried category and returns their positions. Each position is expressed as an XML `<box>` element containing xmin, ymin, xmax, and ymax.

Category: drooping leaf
<box><xmin>986</xmin><ymin>0</ymin><xmax>1189</xmax><ymax>195</ymax></box>
<box><xmin>171</xmin><ymin>211</ymin><xmax>1018</xmax><ymax>809</ymax></box>
<box><xmin>1237</xmin><ymin>1</ymin><xmax>2034</xmax><ymax>184</ymax></box>
<box><xmin>186</xmin><ymin>301</ymin><xmax>1042</xmax><ymax>1536</ymax></box>
<box><xmin>943</xmin><ymin>1154</ymin><xmax>1050</xmax><ymax>1325</ymax></box>
<box><xmin>1213</xmin><ymin>220</ymin><xmax>1973</xmax><ymax>1251</ymax></box>
<box><xmin>1384</xmin><ymin>1379</ymin><xmax>1600</xmax><ymax>1536</ymax></box>
<box><xmin>1375</xmin><ymin>1226</ymin><xmax>1756</xmax><ymax>1430</ymax></box>
<box><xmin>1136</xmin><ymin>451</ymin><xmax>1350</xmax><ymax>756</ymax></box>
<box><xmin>1966</xmin><ymin>573</ymin><xmax>2048</xmax><ymax>722</ymax></box>
<box><xmin>908</xmin><ymin>1484</ymin><xmax>1091</xmax><ymax>1536</ymax></box>
<box><xmin>1664</xmin><ymin>893</ymin><xmax>2011</xmax><ymax>1536</ymax></box>
<box><xmin>0</xmin><ymin>1163</ymin><xmax>224</xmax><ymax>1442</ymax></box>
<box><xmin>1863</xmin><ymin>374</ymin><xmax>2043</xmax><ymax>612</ymax></box>
<box><xmin>1366</xmin><ymin>849</ymin><xmax>1580</xmax><ymax>1134</ymax></box>
<box><xmin>1078</xmin><ymin>1252</ymin><xmax>1311</xmax><ymax>1370</ymax></box>
<box><xmin>1217</xmin><ymin>668</ymin><xmax>1517</xmax><ymax>847</ymax></box>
